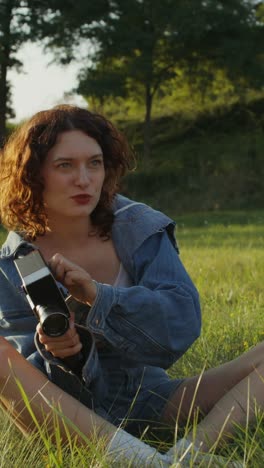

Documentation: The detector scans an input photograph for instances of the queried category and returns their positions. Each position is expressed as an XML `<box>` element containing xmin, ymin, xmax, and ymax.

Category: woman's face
<box><xmin>41</xmin><ymin>130</ymin><xmax>105</xmax><ymax>222</ymax></box>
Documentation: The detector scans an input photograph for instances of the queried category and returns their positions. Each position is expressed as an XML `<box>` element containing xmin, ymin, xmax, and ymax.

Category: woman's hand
<box><xmin>36</xmin><ymin>313</ymin><xmax>83</xmax><ymax>359</ymax></box>
<box><xmin>48</xmin><ymin>253</ymin><xmax>97</xmax><ymax>305</ymax></box>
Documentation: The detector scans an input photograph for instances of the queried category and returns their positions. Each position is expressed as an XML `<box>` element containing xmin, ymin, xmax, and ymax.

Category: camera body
<box><xmin>14</xmin><ymin>250</ymin><xmax>70</xmax><ymax>337</ymax></box>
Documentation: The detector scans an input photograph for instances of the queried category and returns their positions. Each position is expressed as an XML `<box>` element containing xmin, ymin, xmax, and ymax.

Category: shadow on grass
<box><xmin>170</xmin><ymin>210</ymin><xmax>264</xmax><ymax>249</ymax></box>
<box><xmin>176</xmin><ymin>225</ymin><xmax>264</xmax><ymax>249</ymax></box>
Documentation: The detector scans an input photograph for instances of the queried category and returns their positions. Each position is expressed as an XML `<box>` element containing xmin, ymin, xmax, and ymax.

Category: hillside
<box><xmin>121</xmin><ymin>99</ymin><xmax>264</xmax><ymax>214</ymax></box>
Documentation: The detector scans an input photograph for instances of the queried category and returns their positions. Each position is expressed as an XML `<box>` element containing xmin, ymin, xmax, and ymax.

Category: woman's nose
<box><xmin>75</xmin><ymin>167</ymin><xmax>90</xmax><ymax>187</ymax></box>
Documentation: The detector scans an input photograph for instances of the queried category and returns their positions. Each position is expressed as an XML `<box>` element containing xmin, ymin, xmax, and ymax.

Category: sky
<box><xmin>8</xmin><ymin>43</ymin><xmax>86</xmax><ymax>123</ymax></box>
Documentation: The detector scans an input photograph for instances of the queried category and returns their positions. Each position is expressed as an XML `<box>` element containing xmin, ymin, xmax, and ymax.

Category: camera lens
<box><xmin>36</xmin><ymin>305</ymin><xmax>69</xmax><ymax>337</ymax></box>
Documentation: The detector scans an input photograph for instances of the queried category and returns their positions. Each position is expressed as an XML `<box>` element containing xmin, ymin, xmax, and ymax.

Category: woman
<box><xmin>0</xmin><ymin>105</ymin><xmax>262</xmax><ymax>467</ymax></box>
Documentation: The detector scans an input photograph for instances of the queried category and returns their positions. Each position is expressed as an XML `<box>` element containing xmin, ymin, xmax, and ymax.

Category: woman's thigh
<box><xmin>161</xmin><ymin>341</ymin><xmax>264</xmax><ymax>426</ymax></box>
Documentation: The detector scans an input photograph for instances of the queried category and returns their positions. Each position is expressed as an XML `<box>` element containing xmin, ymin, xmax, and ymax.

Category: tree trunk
<box><xmin>0</xmin><ymin>61</ymin><xmax>8</xmax><ymax>147</ymax></box>
<box><xmin>143</xmin><ymin>83</ymin><xmax>153</xmax><ymax>164</ymax></box>
<box><xmin>0</xmin><ymin>1</ymin><xmax>13</xmax><ymax>147</ymax></box>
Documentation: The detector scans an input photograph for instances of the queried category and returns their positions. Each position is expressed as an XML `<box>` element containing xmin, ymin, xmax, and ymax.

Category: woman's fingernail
<box><xmin>70</xmin><ymin>319</ymin><xmax>75</xmax><ymax>329</ymax></box>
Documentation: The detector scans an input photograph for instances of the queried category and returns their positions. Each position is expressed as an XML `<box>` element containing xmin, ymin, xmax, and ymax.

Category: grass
<box><xmin>0</xmin><ymin>210</ymin><xmax>263</xmax><ymax>466</ymax></box>
<box><xmin>168</xmin><ymin>210</ymin><xmax>264</xmax><ymax>466</ymax></box>
<box><xmin>171</xmin><ymin>210</ymin><xmax>264</xmax><ymax>373</ymax></box>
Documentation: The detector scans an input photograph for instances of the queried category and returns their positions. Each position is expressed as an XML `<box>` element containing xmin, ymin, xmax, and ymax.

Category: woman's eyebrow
<box><xmin>53</xmin><ymin>153</ymin><xmax>104</xmax><ymax>162</ymax></box>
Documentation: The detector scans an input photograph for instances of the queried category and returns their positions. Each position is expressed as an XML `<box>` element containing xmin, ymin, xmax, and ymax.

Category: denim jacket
<box><xmin>0</xmin><ymin>195</ymin><xmax>201</xmax><ymax>412</ymax></box>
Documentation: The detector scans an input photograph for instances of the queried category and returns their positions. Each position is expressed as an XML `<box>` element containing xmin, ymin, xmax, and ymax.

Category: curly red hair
<box><xmin>0</xmin><ymin>105</ymin><xmax>135</xmax><ymax>240</ymax></box>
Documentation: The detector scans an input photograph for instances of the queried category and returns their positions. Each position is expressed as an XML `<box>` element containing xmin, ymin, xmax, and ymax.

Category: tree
<box><xmin>22</xmin><ymin>0</ymin><xmax>184</xmax><ymax>160</ymax></box>
<box><xmin>77</xmin><ymin>0</ymin><xmax>184</xmax><ymax>161</ymax></box>
<box><xmin>0</xmin><ymin>0</ymin><xmax>110</xmax><ymax>145</ymax></box>
<box><xmin>75</xmin><ymin>0</ymin><xmax>264</xmax><ymax>160</ymax></box>
<box><xmin>0</xmin><ymin>1</ymin><xmax>35</xmax><ymax>144</ymax></box>
<box><xmin>29</xmin><ymin>1</ymin><xmax>109</xmax><ymax>63</ymax></box>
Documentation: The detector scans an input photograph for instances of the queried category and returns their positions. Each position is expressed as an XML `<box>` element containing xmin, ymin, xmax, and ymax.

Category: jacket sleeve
<box><xmin>86</xmin><ymin>230</ymin><xmax>201</xmax><ymax>369</ymax></box>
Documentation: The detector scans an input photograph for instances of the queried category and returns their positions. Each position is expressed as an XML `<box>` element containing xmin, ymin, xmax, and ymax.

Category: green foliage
<box><xmin>76</xmin><ymin>0</ymin><xmax>264</xmax><ymax>100</ymax></box>
<box><xmin>120</xmin><ymin>97</ymin><xmax>264</xmax><ymax>213</ymax></box>
<box><xmin>77</xmin><ymin>58</ymin><xmax>128</xmax><ymax>101</ymax></box>
<box><xmin>0</xmin><ymin>0</ymin><xmax>108</xmax><ymax>142</ymax></box>
<box><xmin>257</xmin><ymin>1</ymin><xmax>264</xmax><ymax>22</ymax></box>
<box><xmin>31</xmin><ymin>0</ymin><xmax>109</xmax><ymax>63</ymax></box>
<box><xmin>2</xmin><ymin>1</ymin><xmax>264</xmax><ymax>158</ymax></box>
<box><xmin>73</xmin><ymin>1</ymin><xmax>264</xmax><ymax>159</ymax></box>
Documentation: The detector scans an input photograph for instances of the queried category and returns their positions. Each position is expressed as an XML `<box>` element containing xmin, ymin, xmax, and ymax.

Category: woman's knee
<box><xmin>0</xmin><ymin>338</ymin><xmax>22</xmax><ymax>380</ymax></box>
<box><xmin>161</xmin><ymin>377</ymin><xmax>201</xmax><ymax>426</ymax></box>
<box><xmin>240</xmin><ymin>341</ymin><xmax>264</xmax><ymax>371</ymax></box>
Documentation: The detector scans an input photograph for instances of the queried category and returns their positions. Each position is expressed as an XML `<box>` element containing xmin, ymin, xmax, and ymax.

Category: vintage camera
<box><xmin>14</xmin><ymin>250</ymin><xmax>70</xmax><ymax>337</ymax></box>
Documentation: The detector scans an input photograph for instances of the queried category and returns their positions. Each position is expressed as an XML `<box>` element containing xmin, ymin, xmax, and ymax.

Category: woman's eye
<box><xmin>91</xmin><ymin>159</ymin><xmax>103</xmax><ymax>167</ymax></box>
<box><xmin>58</xmin><ymin>162</ymin><xmax>71</xmax><ymax>168</ymax></box>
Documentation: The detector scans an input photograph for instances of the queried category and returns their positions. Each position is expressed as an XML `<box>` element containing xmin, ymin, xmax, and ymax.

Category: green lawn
<box><xmin>0</xmin><ymin>211</ymin><xmax>264</xmax><ymax>466</ymax></box>
<box><xmin>171</xmin><ymin>211</ymin><xmax>264</xmax><ymax>374</ymax></box>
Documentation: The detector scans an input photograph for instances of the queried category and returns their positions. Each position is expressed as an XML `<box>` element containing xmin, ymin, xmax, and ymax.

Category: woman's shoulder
<box><xmin>112</xmin><ymin>194</ymin><xmax>146</xmax><ymax>216</ymax></box>
<box><xmin>112</xmin><ymin>194</ymin><xmax>175</xmax><ymax>226</ymax></box>
<box><xmin>0</xmin><ymin>231</ymin><xmax>21</xmax><ymax>259</ymax></box>
<box><xmin>111</xmin><ymin>194</ymin><xmax>177</xmax><ymax>265</ymax></box>
<box><xmin>0</xmin><ymin>231</ymin><xmax>31</xmax><ymax>259</ymax></box>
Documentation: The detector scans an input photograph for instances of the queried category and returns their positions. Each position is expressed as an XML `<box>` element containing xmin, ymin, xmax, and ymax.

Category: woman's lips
<box><xmin>71</xmin><ymin>194</ymin><xmax>92</xmax><ymax>204</ymax></box>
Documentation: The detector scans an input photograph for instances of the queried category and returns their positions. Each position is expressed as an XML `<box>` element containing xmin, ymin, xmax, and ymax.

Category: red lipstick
<box><xmin>71</xmin><ymin>194</ymin><xmax>91</xmax><ymax>205</ymax></box>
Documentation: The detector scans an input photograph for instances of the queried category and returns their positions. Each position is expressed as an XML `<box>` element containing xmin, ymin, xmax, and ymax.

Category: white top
<box><xmin>113</xmin><ymin>263</ymin><xmax>132</xmax><ymax>287</ymax></box>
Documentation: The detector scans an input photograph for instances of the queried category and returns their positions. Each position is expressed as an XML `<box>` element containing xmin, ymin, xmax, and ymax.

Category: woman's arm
<box><xmin>87</xmin><ymin>231</ymin><xmax>201</xmax><ymax>368</ymax></box>
<box><xmin>49</xmin><ymin>231</ymin><xmax>201</xmax><ymax>369</ymax></box>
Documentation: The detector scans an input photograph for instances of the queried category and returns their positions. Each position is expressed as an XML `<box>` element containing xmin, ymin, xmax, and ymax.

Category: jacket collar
<box><xmin>0</xmin><ymin>231</ymin><xmax>35</xmax><ymax>259</ymax></box>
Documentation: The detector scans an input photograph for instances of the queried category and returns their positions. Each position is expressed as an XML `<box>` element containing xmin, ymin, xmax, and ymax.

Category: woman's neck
<box><xmin>35</xmin><ymin>216</ymin><xmax>96</xmax><ymax>251</ymax></box>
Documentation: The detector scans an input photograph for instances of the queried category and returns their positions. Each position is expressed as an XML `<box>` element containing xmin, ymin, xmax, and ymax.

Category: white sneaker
<box><xmin>165</xmin><ymin>438</ymin><xmax>243</xmax><ymax>467</ymax></box>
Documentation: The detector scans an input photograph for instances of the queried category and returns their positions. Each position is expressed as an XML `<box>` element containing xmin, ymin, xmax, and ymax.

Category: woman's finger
<box><xmin>45</xmin><ymin>341</ymin><xmax>83</xmax><ymax>359</ymax></box>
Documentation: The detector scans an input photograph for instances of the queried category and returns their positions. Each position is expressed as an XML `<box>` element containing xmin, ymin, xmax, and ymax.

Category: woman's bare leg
<box><xmin>0</xmin><ymin>337</ymin><xmax>172</xmax><ymax>467</ymax></box>
<box><xmin>162</xmin><ymin>341</ymin><xmax>264</xmax><ymax>450</ymax></box>
<box><xmin>0</xmin><ymin>337</ymin><xmax>115</xmax><ymax>443</ymax></box>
